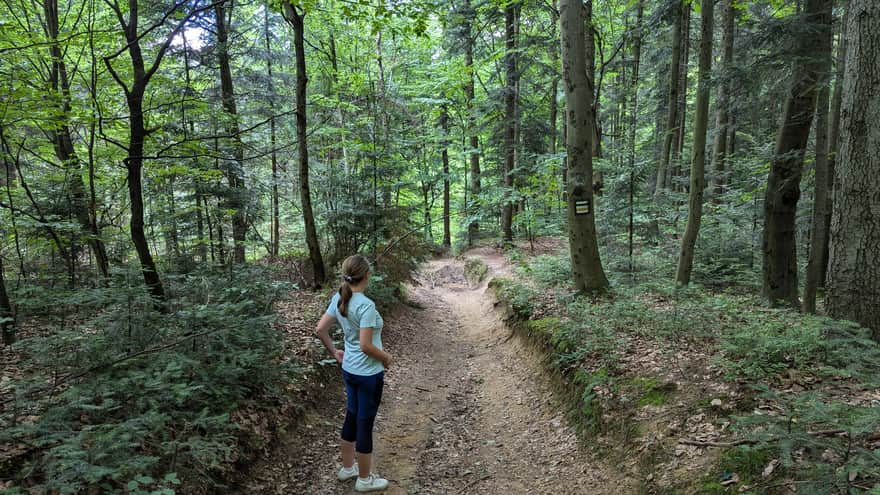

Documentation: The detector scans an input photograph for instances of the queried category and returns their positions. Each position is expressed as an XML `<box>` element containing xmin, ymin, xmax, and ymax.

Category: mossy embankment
<box><xmin>477</xmin><ymin>246</ymin><xmax>880</xmax><ymax>494</ymax></box>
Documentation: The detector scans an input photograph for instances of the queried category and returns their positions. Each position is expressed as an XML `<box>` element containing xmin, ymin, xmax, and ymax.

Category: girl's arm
<box><xmin>316</xmin><ymin>313</ymin><xmax>344</xmax><ymax>364</ymax></box>
<box><xmin>359</xmin><ymin>327</ymin><xmax>392</xmax><ymax>368</ymax></box>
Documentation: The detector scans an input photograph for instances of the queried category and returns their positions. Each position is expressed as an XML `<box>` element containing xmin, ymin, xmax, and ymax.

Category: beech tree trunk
<box><xmin>655</xmin><ymin>0</ymin><xmax>684</xmax><ymax>198</ymax></box>
<box><xmin>762</xmin><ymin>0</ymin><xmax>832</xmax><ymax>306</ymax></box>
<box><xmin>710</xmin><ymin>0</ymin><xmax>735</xmax><ymax>197</ymax></box>
<box><xmin>560</xmin><ymin>0</ymin><xmax>609</xmax><ymax>293</ymax></box>
<box><xmin>215</xmin><ymin>2</ymin><xmax>247</xmax><ymax>264</ymax></box>
<box><xmin>284</xmin><ymin>5</ymin><xmax>326</xmax><ymax>287</ymax></box>
<box><xmin>676</xmin><ymin>0</ymin><xmax>713</xmax><ymax>285</ymax></box>
<box><xmin>827</xmin><ymin>0</ymin><xmax>880</xmax><ymax>339</ymax></box>
<box><xmin>501</xmin><ymin>2</ymin><xmax>519</xmax><ymax>243</ymax></box>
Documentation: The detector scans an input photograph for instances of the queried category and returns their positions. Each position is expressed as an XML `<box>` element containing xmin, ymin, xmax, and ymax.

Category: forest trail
<box><xmin>237</xmin><ymin>251</ymin><xmax>626</xmax><ymax>494</ymax></box>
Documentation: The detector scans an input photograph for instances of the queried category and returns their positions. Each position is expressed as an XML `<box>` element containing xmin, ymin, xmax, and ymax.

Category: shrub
<box><xmin>0</xmin><ymin>265</ymin><xmax>293</xmax><ymax>493</ymax></box>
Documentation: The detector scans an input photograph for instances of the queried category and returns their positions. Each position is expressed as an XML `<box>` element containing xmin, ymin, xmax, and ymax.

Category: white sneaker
<box><xmin>354</xmin><ymin>473</ymin><xmax>389</xmax><ymax>492</ymax></box>
<box><xmin>337</xmin><ymin>464</ymin><xmax>358</xmax><ymax>481</ymax></box>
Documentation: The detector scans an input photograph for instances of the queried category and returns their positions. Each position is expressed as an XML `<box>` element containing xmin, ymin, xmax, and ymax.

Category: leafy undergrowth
<box><xmin>487</xmin><ymin>243</ymin><xmax>880</xmax><ymax>494</ymax></box>
<box><xmin>0</xmin><ymin>257</ymin><xmax>408</xmax><ymax>495</ymax></box>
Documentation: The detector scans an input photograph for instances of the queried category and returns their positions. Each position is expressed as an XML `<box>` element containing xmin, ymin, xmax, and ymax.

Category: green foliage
<box><xmin>0</xmin><ymin>266</ymin><xmax>293</xmax><ymax>493</ymax></box>
<box><xmin>515</xmin><ymin>254</ymin><xmax>572</xmax><ymax>287</ymax></box>
<box><xmin>725</xmin><ymin>389</ymin><xmax>880</xmax><ymax>492</ymax></box>
<box><xmin>699</xmin><ymin>445</ymin><xmax>775</xmax><ymax>494</ymax></box>
<box><xmin>488</xmin><ymin>277</ymin><xmax>536</xmax><ymax>319</ymax></box>
<box><xmin>719</xmin><ymin>309</ymin><xmax>880</xmax><ymax>382</ymax></box>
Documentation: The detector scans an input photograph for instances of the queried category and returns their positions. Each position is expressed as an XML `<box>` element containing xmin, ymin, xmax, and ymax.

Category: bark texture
<box><xmin>675</xmin><ymin>0</ymin><xmax>713</xmax><ymax>284</ymax></box>
<box><xmin>827</xmin><ymin>0</ymin><xmax>880</xmax><ymax>338</ymax></box>
<box><xmin>501</xmin><ymin>2</ymin><xmax>519</xmax><ymax>243</ymax></box>
<box><xmin>803</xmin><ymin>19</ymin><xmax>835</xmax><ymax>313</ymax></box>
<box><xmin>761</xmin><ymin>0</ymin><xmax>832</xmax><ymax>306</ymax></box>
<box><xmin>560</xmin><ymin>0</ymin><xmax>609</xmax><ymax>293</ymax></box>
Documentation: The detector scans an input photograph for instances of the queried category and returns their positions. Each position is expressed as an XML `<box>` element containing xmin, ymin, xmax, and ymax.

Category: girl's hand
<box><xmin>334</xmin><ymin>349</ymin><xmax>344</xmax><ymax>364</ymax></box>
<box><xmin>382</xmin><ymin>353</ymin><xmax>393</xmax><ymax>369</ymax></box>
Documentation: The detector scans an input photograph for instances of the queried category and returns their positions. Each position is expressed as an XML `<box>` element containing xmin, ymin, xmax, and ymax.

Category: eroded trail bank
<box><xmin>235</xmin><ymin>253</ymin><xmax>625</xmax><ymax>494</ymax></box>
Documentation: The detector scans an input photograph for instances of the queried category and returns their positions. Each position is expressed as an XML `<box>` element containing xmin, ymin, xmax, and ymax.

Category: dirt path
<box><xmin>236</xmin><ymin>253</ymin><xmax>621</xmax><ymax>494</ymax></box>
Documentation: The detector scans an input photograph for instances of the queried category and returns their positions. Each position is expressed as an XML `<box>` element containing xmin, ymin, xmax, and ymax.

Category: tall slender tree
<box><xmin>654</xmin><ymin>0</ymin><xmax>684</xmax><ymax>198</ymax></box>
<box><xmin>501</xmin><ymin>1</ymin><xmax>520</xmax><ymax>243</ymax></box>
<box><xmin>803</xmin><ymin>7</ymin><xmax>839</xmax><ymax>313</ymax></box>
<box><xmin>675</xmin><ymin>0</ymin><xmax>714</xmax><ymax>285</ymax></box>
<box><xmin>440</xmin><ymin>103</ymin><xmax>451</xmax><ymax>248</ymax></box>
<box><xmin>627</xmin><ymin>0</ymin><xmax>644</xmax><ymax>271</ymax></box>
<box><xmin>709</xmin><ymin>0</ymin><xmax>735</xmax><ymax>196</ymax></box>
<box><xmin>42</xmin><ymin>0</ymin><xmax>110</xmax><ymax>281</ymax></box>
<box><xmin>461</xmin><ymin>0</ymin><xmax>481</xmax><ymax>245</ymax></box>
<box><xmin>827</xmin><ymin>0</ymin><xmax>880</xmax><ymax>339</ymax></box>
<box><xmin>265</xmin><ymin>2</ymin><xmax>280</xmax><ymax>258</ymax></box>
<box><xmin>102</xmin><ymin>0</ymin><xmax>211</xmax><ymax>303</ymax></box>
<box><xmin>560</xmin><ymin>0</ymin><xmax>609</xmax><ymax>293</ymax></box>
<box><xmin>215</xmin><ymin>0</ymin><xmax>248</xmax><ymax>264</ymax></box>
<box><xmin>762</xmin><ymin>0</ymin><xmax>833</xmax><ymax>306</ymax></box>
<box><xmin>283</xmin><ymin>2</ymin><xmax>326</xmax><ymax>286</ymax></box>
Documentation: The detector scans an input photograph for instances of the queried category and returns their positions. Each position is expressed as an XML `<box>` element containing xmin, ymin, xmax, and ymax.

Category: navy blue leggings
<box><xmin>341</xmin><ymin>370</ymin><xmax>384</xmax><ymax>454</ymax></box>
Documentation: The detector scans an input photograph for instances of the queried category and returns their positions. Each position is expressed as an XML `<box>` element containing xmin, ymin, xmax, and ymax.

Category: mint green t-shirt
<box><xmin>326</xmin><ymin>292</ymin><xmax>385</xmax><ymax>376</ymax></box>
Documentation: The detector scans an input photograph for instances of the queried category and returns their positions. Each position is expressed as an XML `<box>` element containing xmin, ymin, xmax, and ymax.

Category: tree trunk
<box><xmin>463</xmin><ymin>0</ymin><xmax>481</xmax><ymax>244</ymax></box>
<box><xmin>826</xmin><ymin>0</ymin><xmax>880</xmax><ymax>339</ymax></box>
<box><xmin>215</xmin><ymin>1</ymin><xmax>247</xmax><ymax>264</ymax></box>
<box><xmin>671</xmin><ymin>2</ymin><xmax>691</xmax><ymax>191</ymax></box>
<box><xmin>265</xmin><ymin>2</ymin><xmax>280</xmax><ymax>258</ymax></box>
<box><xmin>43</xmin><ymin>0</ymin><xmax>110</xmax><ymax>280</ymax></box>
<box><xmin>803</xmin><ymin>6</ymin><xmax>837</xmax><ymax>313</ymax></box>
<box><xmin>0</xmin><ymin>256</ymin><xmax>13</xmax><ymax>345</ymax></box>
<box><xmin>284</xmin><ymin>5</ymin><xmax>326</xmax><ymax>287</ymax></box>
<box><xmin>762</xmin><ymin>0</ymin><xmax>832</xmax><ymax>306</ymax></box>
<box><xmin>655</xmin><ymin>0</ymin><xmax>684</xmax><ymax>198</ymax></box>
<box><xmin>585</xmin><ymin>0</ymin><xmax>602</xmax><ymax>158</ymax></box>
<box><xmin>823</xmin><ymin>12</ymin><xmax>847</xmax><ymax>287</ymax></box>
<box><xmin>560</xmin><ymin>0</ymin><xmax>609</xmax><ymax>293</ymax></box>
<box><xmin>501</xmin><ymin>2</ymin><xmax>519</xmax><ymax>243</ymax></box>
<box><xmin>628</xmin><ymin>0</ymin><xmax>644</xmax><ymax>272</ymax></box>
<box><xmin>676</xmin><ymin>0</ymin><xmax>713</xmax><ymax>284</ymax></box>
<box><xmin>709</xmin><ymin>0</ymin><xmax>735</xmax><ymax>197</ymax></box>
<box><xmin>440</xmin><ymin>104</ymin><xmax>451</xmax><ymax>248</ymax></box>
<box><xmin>105</xmin><ymin>0</ymin><xmax>168</xmax><ymax>304</ymax></box>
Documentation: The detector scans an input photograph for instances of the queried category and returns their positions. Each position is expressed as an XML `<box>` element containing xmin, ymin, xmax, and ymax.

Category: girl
<box><xmin>315</xmin><ymin>254</ymin><xmax>393</xmax><ymax>492</ymax></box>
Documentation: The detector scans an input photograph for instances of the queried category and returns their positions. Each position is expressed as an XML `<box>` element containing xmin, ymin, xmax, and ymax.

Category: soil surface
<box><xmin>235</xmin><ymin>252</ymin><xmax>624</xmax><ymax>494</ymax></box>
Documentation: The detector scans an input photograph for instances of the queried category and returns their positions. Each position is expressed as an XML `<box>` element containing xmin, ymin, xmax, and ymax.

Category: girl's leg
<box><xmin>341</xmin><ymin>440</ymin><xmax>356</xmax><ymax>468</ymax></box>
<box><xmin>341</xmin><ymin>372</ymin><xmax>359</xmax><ymax>468</ymax></box>
<box><xmin>354</xmin><ymin>372</ymin><xmax>384</xmax><ymax>476</ymax></box>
